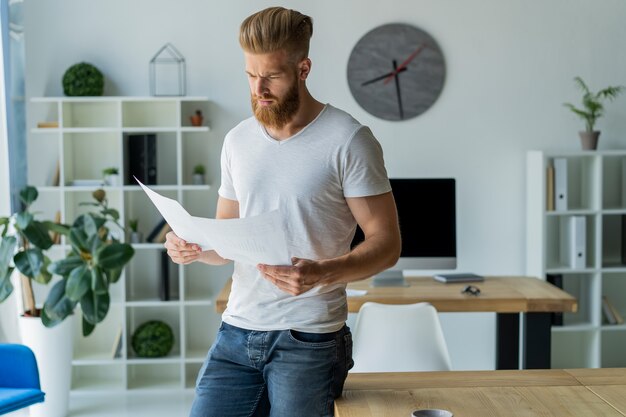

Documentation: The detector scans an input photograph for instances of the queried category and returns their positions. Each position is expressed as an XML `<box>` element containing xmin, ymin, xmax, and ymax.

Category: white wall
<box><xmin>20</xmin><ymin>0</ymin><xmax>626</xmax><ymax>369</ymax></box>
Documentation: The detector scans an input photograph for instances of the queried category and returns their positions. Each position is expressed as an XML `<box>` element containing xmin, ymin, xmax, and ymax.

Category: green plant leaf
<box><xmin>80</xmin><ymin>289</ymin><xmax>110</xmax><ymax>325</ymax></box>
<box><xmin>106</xmin><ymin>268</ymin><xmax>123</xmax><ymax>284</ymax></box>
<box><xmin>69</xmin><ymin>227</ymin><xmax>89</xmax><ymax>253</ymax></box>
<box><xmin>33</xmin><ymin>256</ymin><xmax>53</xmax><ymax>285</ymax></box>
<box><xmin>101</xmin><ymin>208</ymin><xmax>120</xmax><ymax>221</ymax></box>
<box><xmin>94</xmin><ymin>243</ymin><xmax>134</xmax><ymax>270</ymax></box>
<box><xmin>42</xmin><ymin>221</ymin><xmax>71</xmax><ymax>236</ymax></box>
<box><xmin>48</xmin><ymin>255</ymin><xmax>85</xmax><ymax>276</ymax></box>
<box><xmin>66</xmin><ymin>264</ymin><xmax>91</xmax><ymax>301</ymax></box>
<box><xmin>73</xmin><ymin>213</ymin><xmax>107</xmax><ymax>231</ymax></box>
<box><xmin>82</xmin><ymin>214</ymin><xmax>99</xmax><ymax>237</ymax></box>
<box><xmin>91</xmin><ymin>266</ymin><xmax>107</xmax><ymax>294</ymax></box>
<box><xmin>0</xmin><ymin>236</ymin><xmax>17</xmax><ymax>277</ymax></box>
<box><xmin>82</xmin><ymin>316</ymin><xmax>95</xmax><ymax>337</ymax></box>
<box><xmin>43</xmin><ymin>279</ymin><xmax>77</xmax><ymax>323</ymax></box>
<box><xmin>16</xmin><ymin>212</ymin><xmax>34</xmax><ymax>230</ymax></box>
<box><xmin>41</xmin><ymin>306</ymin><xmax>63</xmax><ymax>328</ymax></box>
<box><xmin>19</xmin><ymin>186</ymin><xmax>38</xmax><ymax>207</ymax></box>
<box><xmin>88</xmin><ymin>233</ymin><xmax>103</xmax><ymax>254</ymax></box>
<box><xmin>22</xmin><ymin>221</ymin><xmax>54</xmax><ymax>250</ymax></box>
<box><xmin>0</xmin><ymin>266</ymin><xmax>14</xmax><ymax>302</ymax></box>
<box><xmin>0</xmin><ymin>217</ymin><xmax>9</xmax><ymax>237</ymax></box>
<box><xmin>14</xmin><ymin>248</ymin><xmax>44</xmax><ymax>278</ymax></box>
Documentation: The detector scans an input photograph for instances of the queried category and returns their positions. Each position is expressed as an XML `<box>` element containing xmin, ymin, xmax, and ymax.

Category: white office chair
<box><xmin>350</xmin><ymin>302</ymin><xmax>452</xmax><ymax>372</ymax></box>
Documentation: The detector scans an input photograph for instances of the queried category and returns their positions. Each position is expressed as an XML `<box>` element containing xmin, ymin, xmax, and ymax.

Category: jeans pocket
<box><xmin>288</xmin><ymin>329</ymin><xmax>337</xmax><ymax>348</ymax></box>
<box><xmin>344</xmin><ymin>332</ymin><xmax>354</xmax><ymax>372</ymax></box>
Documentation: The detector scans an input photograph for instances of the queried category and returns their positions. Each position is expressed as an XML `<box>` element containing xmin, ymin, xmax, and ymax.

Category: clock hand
<box><xmin>392</xmin><ymin>60</ymin><xmax>404</xmax><ymax>120</ymax></box>
<box><xmin>383</xmin><ymin>44</ymin><xmax>426</xmax><ymax>85</ymax></box>
<box><xmin>361</xmin><ymin>67</ymin><xmax>407</xmax><ymax>86</ymax></box>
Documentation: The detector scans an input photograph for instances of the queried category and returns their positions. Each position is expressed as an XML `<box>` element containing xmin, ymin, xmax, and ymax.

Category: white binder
<box><xmin>560</xmin><ymin>216</ymin><xmax>586</xmax><ymax>269</ymax></box>
<box><xmin>622</xmin><ymin>159</ymin><xmax>626</xmax><ymax>208</ymax></box>
<box><xmin>554</xmin><ymin>158</ymin><xmax>568</xmax><ymax>211</ymax></box>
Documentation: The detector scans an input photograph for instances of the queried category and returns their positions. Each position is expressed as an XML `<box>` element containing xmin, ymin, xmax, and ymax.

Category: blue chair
<box><xmin>0</xmin><ymin>344</ymin><xmax>45</xmax><ymax>415</ymax></box>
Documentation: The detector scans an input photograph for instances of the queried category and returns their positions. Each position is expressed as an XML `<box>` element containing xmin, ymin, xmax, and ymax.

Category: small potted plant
<box><xmin>190</xmin><ymin>109</ymin><xmax>203</xmax><ymax>127</ymax></box>
<box><xmin>129</xmin><ymin>218</ymin><xmax>142</xmax><ymax>243</ymax></box>
<box><xmin>563</xmin><ymin>76</ymin><xmax>624</xmax><ymax>150</ymax></box>
<box><xmin>192</xmin><ymin>164</ymin><xmax>206</xmax><ymax>185</ymax></box>
<box><xmin>102</xmin><ymin>167</ymin><xmax>120</xmax><ymax>186</ymax></box>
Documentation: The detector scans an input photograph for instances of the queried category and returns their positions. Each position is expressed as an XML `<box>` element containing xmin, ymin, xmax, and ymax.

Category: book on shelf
<box><xmin>159</xmin><ymin>250</ymin><xmax>179</xmax><ymax>301</ymax></box>
<box><xmin>603</xmin><ymin>296</ymin><xmax>624</xmax><ymax>325</ymax></box>
<box><xmin>37</xmin><ymin>121</ymin><xmax>59</xmax><ymax>128</ymax></box>
<box><xmin>50</xmin><ymin>210</ymin><xmax>62</xmax><ymax>245</ymax></box>
<box><xmin>125</xmin><ymin>133</ymin><xmax>157</xmax><ymax>185</ymax></box>
<box><xmin>622</xmin><ymin>215</ymin><xmax>626</xmax><ymax>266</ymax></box>
<box><xmin>546</xmin><ymin>163</ymin><xmax>555</xmax><ymax>211</ymax></box>
<box><xmin>554</xmin><ymin>157</ymin><xmax>567</xmax><ymax>211</ymax></box>
<box><xmin>51</xmin><ymin>159</ymin><xmax>60</xmax><ymax>187</ymax></box>
<box><xmin>146</xmin><ymin>218</ymin><xmax>167</xmax><ymax>242</ymax></box>
<box><xmin>69</xmin><ymin>179</ymin><xmax>105</xmax><ymax>187</ymax></box>
<box><xmin>111</xmin><ymin>326</ymin><xmax>123</xmax><ymax>359</ymax></box>
<box><xmin>546</xmin><ymin>273</ymin><xmax>563</xmax><ymax>326</ymax></box>
<box><xmin>152</xmin><ymin>223</ymin><xmax>172</xmax><ymax>244</ymax></box>
<box><xmin>433</xmin><ymin>273</ymin><xmax>484</xmax><ymax>283</ymax></box>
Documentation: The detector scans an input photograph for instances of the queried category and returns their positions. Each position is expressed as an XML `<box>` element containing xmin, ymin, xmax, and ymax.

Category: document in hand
<box><xmin>136</xmin><ymin>178</ymin><xmax>291</xmax><ymax>266</ymax></box>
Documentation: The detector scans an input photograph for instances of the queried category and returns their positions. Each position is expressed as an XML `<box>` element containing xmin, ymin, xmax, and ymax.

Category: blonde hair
<box><xmin>239</xmin><ymin>7</ymin><xmax>313</xmax><ymax>61</ymax></box>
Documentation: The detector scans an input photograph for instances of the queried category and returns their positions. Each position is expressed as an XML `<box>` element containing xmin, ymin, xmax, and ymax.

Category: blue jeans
<box><xmin>189</xmin><ymin>322</ymin><xmax>353</xmax><ymax>417</ymax></box>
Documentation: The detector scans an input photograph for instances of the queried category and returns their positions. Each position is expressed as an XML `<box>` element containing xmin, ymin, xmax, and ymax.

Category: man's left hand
<box><xmin>257</xmin><ymin>257</ymin><xmax>327</xmax><ymax>296</ymax></box>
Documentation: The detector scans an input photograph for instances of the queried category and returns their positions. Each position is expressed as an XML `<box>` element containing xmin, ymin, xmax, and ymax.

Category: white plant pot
<box><xmin>130</xmin><ymin>231</ymin><xmax>143</xmax><ymax>243</ymax></box>
<box><xmin>104</xmin><ymin>174</ymin><xmax>120</xmax><ymax>186</ymax></box>
<box><xmin>19</xmin><ymin>314</ymin><xmax>75</xmax><ymax>417</ymax></box>
<box><xmin>192</xmin><ymin>174</ymin><xmax>205</xmax><ymax>185</ymax></box>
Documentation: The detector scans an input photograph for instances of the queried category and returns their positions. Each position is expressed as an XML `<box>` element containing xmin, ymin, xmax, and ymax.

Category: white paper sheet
<box><xmin>136</xmin><ymin>178</ymin><xmax>290</xmax><ymax>266</ymax></box>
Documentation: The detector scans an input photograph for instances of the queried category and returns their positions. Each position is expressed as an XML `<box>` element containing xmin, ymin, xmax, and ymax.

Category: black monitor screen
<box><xmin>351</xmin><ymin>178</ymin><xmax>456</xmax><ymax>268</ymax></box>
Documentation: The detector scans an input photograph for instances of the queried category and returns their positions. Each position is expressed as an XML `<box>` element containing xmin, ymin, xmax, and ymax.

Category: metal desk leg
<box><xmin>496</xmin><ymin>313</ymin><xmax>519</xmax><ymax>370</ymax></box>
<box><xmin>523</xmin><ymin>312</ymin><xmax>552</xmax><ymax>369</ymax></box>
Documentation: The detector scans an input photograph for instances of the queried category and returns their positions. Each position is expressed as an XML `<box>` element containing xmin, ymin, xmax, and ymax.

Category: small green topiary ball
<box><xmin>62</xmin><ymin>62</ymin><xmax>104</xmax><ymax>96</ymax></box>
<box><xmin>131</xmin><ymin>320</ymin><xmax>174</xmax><ymax>358</ymax></box>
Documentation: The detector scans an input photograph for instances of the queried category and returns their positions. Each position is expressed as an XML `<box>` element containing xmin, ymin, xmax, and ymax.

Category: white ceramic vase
<box><xmin>19</xmin><ymin>314</ymin><xmax>75</xmax><ymax>417</ymax></box>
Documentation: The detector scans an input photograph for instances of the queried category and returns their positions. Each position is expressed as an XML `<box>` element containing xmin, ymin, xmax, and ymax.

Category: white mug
<box><xmin>411</xmin><ymin>410</ymin><xmax>453</xmax><ymax>417</ymax></box>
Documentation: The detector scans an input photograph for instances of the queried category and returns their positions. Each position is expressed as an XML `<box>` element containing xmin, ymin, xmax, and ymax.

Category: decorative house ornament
<box><xmin>150</xmin><ymin>43</ymin><xmax>186</xmax><ymax>96</ymax></box>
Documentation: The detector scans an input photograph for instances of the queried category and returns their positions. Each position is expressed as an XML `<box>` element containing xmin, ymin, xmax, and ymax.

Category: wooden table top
<box><xmin>215</xmin><ymin>276</ymin><xmax>577</xmax><ymax>314</ymax></box>
<box><xmin>335</xmin><ymin>368</ymin><xmax>626</xmax><ymax>417</ymax></box>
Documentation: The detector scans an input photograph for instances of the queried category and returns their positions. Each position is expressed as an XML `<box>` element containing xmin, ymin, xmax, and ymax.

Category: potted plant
<box><xmin>192</xmin><ymin>164</ymin><xmax>206</xmax><ymax>185</ymax></box>
<box><xmin>563</xmin><ymin>76</ymin><xmax>624</xmax><ymax>150</ymax></box>
<box><xmin>102</xmin><ymin>167</ymin><xmax>119</xmax><ymax>186</ymax></box>
<box><xmin>62</xmin><ymin>62</ymin><xmax>104</xmax><ymax>97</ymax></box>
<box><xmin>0</xmin><ymin>186</ymin><xmax>134</xmax><ymax>417</ymax></box>
<box><xmin>190</xmin><ymin>109</ymin><xmax>203</xmax><ymax>126</ymax></box>
<box><xmin>129</xmin><ymin>218</ymin><xmax>142</xmax><ymax>243</ymax></box>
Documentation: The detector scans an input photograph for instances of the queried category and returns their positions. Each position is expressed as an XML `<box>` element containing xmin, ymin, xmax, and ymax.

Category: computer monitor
<box><xmin>351</xmin><ymin>178</ymin><xmax>457</xmax><ymax>284</ymax></box>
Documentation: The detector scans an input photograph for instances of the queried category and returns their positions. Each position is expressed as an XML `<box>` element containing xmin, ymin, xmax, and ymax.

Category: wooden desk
<box><xmin>215</xmin><ymin>276</ymin><xmax>577</xmax><ymax>369</ymax></box>
<box><xmin>335</xmin><ymin>368</ymin><xmax>626</xmax><ymax>417</ymax></box>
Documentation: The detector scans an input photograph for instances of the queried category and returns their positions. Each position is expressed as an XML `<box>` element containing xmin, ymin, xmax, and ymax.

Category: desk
<box><xmin>215</xmin><ymin>276</ymin><xmax>577</xmax><ymax>369</ymax></box>
<box><xmin>335</xmin><ymin>368</ymin><xmax>626</xmax><ymax>417</ymax></box>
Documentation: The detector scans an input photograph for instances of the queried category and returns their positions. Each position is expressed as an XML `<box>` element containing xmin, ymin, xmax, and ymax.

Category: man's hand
<box><xmin>258</xmin><ymin>257</ymin><xmax>327</xmax><ymax>296</ymax></box>
<box><xmin>164</xmin><ymin>231</ymin><xmax>202</xmax><ymax>265</ymax></box>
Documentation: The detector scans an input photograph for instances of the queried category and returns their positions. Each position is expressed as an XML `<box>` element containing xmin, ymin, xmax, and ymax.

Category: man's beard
<box><xmin>251</xmin><ymin>81</ymin><xmax>300</xmax><ymax>129</ymax></box>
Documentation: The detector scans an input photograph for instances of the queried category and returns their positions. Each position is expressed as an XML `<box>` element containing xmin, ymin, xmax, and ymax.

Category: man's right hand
<box><xmin>164</xmin><ymin>231</ymin><xmax>202</xmax><ymax>265</ymax></box>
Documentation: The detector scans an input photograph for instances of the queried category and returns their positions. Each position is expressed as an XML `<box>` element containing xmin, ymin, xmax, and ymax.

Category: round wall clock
<box><xmin>347</xmin><ymin>23</ymin><xmax>446</xmax><ymax>121</ymax></box>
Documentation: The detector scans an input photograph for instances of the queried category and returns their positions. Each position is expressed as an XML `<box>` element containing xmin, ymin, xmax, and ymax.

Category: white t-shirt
<box><xmin>218</xmin><ymin>104</ymin><xmax>390</xmax><ymax>333</ymax></box>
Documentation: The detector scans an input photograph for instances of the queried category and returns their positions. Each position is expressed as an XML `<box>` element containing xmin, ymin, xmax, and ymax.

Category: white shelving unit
<box><xmin>28</xmin><ymin>97</ymin><xmax>225</xmax><ymax>393</ymax></box>
<box><xmin>527</xmin><ymin>150</ymin><xmax>626</xmax><ymax>369</ymax></box>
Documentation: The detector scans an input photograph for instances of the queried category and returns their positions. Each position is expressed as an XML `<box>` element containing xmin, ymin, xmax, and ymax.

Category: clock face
<box><xmin>347</xmin><ymin>23</ymin><xmax>446</xmax><ymax>121</ymax></box>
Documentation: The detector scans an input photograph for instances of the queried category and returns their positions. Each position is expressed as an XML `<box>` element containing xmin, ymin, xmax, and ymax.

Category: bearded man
<box><xmin>164</xmin><ymin>7</ymin><xmax>401</xmax><ymax>417</ymax></box>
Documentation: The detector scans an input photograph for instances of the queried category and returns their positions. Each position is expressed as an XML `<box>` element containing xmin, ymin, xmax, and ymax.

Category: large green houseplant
<box><xmin>563</xmin><ymin>76</ymin><xmax>624</xmax><ymax>150</ymax></box>
<box><xmin>0</xmin><ymin>186</ymin><xmax>134</xmax><ymax>336</ymax></box>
